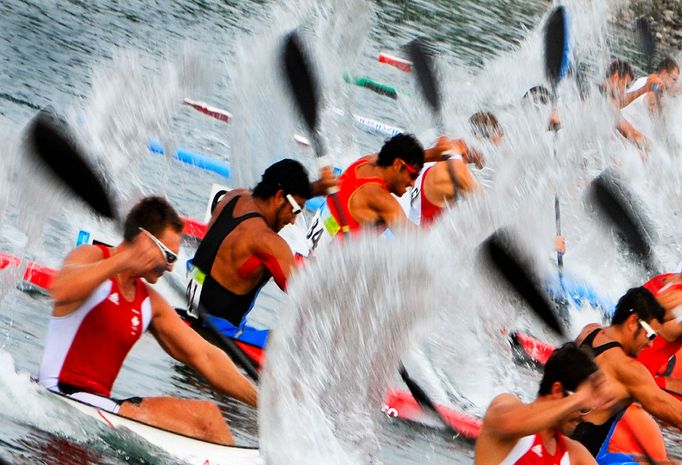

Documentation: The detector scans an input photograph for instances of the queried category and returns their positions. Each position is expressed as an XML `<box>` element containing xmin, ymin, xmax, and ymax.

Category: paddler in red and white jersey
<box><xmin>186</xmin><ymin>159</ymin><xmax>335</xmax><ymax>326</ymax></box>
<box><xmin>38</xmin><ymin>196</ymin><xmax>257</xmax><ymax>445</ymax></box>
<box><xmin>571</xmin><ymin>287</ymin><xmax>682</xmax><ymax>463</ymax></box>
<box><xmin>475</xmin><ymin>342</ymin><xmax>612</xmax><ymax>465</ymax></box>
<box><xmin>403</xmin><ymin>112</ymin><xmax>502</xmax><ymax>226</ymax></box>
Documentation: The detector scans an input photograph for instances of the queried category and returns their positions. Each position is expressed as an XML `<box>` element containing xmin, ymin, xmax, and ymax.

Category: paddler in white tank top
<box><xmin>603</xmin><ymin>59</ymin><xmax>663</xmax><ymax>151</ymax></box>
<box><xmin>475</xmin><ymin>342</ymin><xmax>613</xmax><ymax>465</ymax></box>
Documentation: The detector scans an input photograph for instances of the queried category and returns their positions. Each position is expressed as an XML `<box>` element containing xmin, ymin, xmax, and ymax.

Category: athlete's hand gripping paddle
<box><xmin>406</xmin><ymin>38</ymin><xmax>462</xmax><ymax>200</ymax></box>
<box><xmin>24</xmin><ymin>111</ymin><xmax>261</xmax><ymax>383</ymax></box>
<box><xmin>282</xmin><ymin>32</ymin><xmax>349</xmax><ymax>239</ymax></box>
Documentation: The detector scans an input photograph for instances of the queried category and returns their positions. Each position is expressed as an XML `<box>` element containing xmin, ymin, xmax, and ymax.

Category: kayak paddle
<box><xmin>481</xmin><ymin>228</ymin><xmax>565</xmax><ymax>338</ymax></box>
<box><xmin>282</xmin><ymin>31</ymin><xmax>350</xmax><ymax>239</ymax></box>
<box><xmin>406</xmin><ymin>38</ymin><xmax>462</xmax><ymax>198</ymax></box>
<box><xmin>23</xmin><ymin>111</ymin><xmax>261</xmax><ymax>382</ymax></box>
<box><xmin>544</xmin><ymin>5</ymin><xmax>570</xmax><ymax>303</ymax></box>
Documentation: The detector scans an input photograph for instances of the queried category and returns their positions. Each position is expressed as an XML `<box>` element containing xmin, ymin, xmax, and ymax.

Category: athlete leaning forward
<box><xmin>39</xmin><ymin>197</ymin><xmax>257</xmax><ymax>445</ymax></box>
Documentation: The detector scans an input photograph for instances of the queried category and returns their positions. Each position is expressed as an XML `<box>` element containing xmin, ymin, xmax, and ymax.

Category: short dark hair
<box><xmin>611</xmin><ymin>287</ymin><xmax>665</xmax><ymax>325</ymax></box>
<box><xmin>658</xmin><ymin>57</ymin><xmax>679</xmax><ymax>74</ymax></box>
<box><xmin>123</xmin><ymin>196</ymin><xmax>184</xmax><ymax>242</ymax></box>
<box><xmin>377</xmin><ymin>133</ymin><xmax>424</xmax><ymax>168</ymax></box>
<box><xmin>606</xmin><ymin>59</ymin><xmax>634</xmax><ymax>81</ymax></box>
<box><xmin>469</xmin><ymin>111</ymin><xmax>501</xmax><ymax>139</ymax></box>
<box><xmin>538</xmin><ymin>342</ymin><xmax>598</xmax><ymax>395</ymax></box>
<box><xmin>523</xmin><ymin>85</ymin><xmax>551</xmax><ymax>106</ymax></box>
<box><xmin>252</xmin><ymin>158</ymin><xmax>312</xmax><ymax>200</ymax></box>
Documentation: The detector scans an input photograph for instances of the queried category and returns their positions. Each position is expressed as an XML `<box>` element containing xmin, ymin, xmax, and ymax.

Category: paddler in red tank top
<box><xmin>39</xmin><ymin>197</ymin><xmax>257</xmax><ymax>446</ymax></box>
<box><xmin>475</xmin><ymin>342</ymin><xmax>612</xmax><ymax>465</ymax></box>
<box><xmin>323</xmin><ymin>133</ymin><xmax>461</xmax><ymax>236</ymax></box>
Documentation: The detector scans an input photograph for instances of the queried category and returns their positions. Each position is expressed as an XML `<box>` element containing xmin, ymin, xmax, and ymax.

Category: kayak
<box><xmin>49</xmin><ymin>390</ymin><xmax>261</xmax><ymax>465</ymax></box>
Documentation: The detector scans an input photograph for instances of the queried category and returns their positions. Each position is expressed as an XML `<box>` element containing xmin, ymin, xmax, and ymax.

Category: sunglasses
<box><xmin>564</xmin><ymin>391</ymin><xmax>593</xmax><ymax>416</ymax></box>
<box><xmin>638</xmin><ymin>319</ymin><xmax>657</xmax><ymax>341</ymax></box>
<box><xmin>400</xmin><ymin>161</ymin><xmax>420</xmax><ymax>180</ymax></box>
<box><xmin>139</xmin><ymin>227</ymin><xmax>178</xmax><ymax>265</ymax></box>
<box><xmin>285</xmin><ymin>194</ymin><xmax>302</xmax><ymax>215</ymax></box>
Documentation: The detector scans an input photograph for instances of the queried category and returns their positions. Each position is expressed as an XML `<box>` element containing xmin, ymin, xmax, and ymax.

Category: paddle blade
<box><xmin>481</xmin><ymin>229</ymin><xmax>565</xmax><ymax>338</ymax></box>
<box><xmin>398</xmin><ymin>364</ymin><xmax>458</xmax><ymax>437</ymax></box>
<box><xmin>588</xmin><ymin>169</ymin><xmax>657</xmax><ymax>275</ymax></box>
<box><xmin>544</xmin><ymin>6</ymin><xmax>570</xmax><ymax>87</ymax></box>
<box><xmin>636</xmin><ymin>17</ymin><xmax>656</xmax><ymax>72</ymax></box>
<box><xmin>25</xmin><ymin>111</ymin><xmax>116</xmax><ymax>220</ymax></box>
<box><xmin>282</xmin><ymin>32</ymin><xmax>321</xmax><ymax>140</ymax></box>
<box><xmin>406</xmin><ymin>39</ymin><xmax>442</xmax><ymax>118</ymax></box>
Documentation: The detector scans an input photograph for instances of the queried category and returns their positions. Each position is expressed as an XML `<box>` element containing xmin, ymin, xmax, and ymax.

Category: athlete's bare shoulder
<box><xmin>575</xmin><ymin>323</ymin><xmax>601</xmax><ymax>345</ymax></box>
<box><xmin>209</xmin><ymin>189</ymin><xmax>262</xmax><ymax>226</ymax></box>
<box><xmin>564</xmin><ymin>437</ymin><xmax>597</xmax><ymax>465</ymax></box>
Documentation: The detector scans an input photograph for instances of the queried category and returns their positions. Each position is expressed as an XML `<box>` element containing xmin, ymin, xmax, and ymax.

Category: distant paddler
<box><xmin>186</xmin><ymin>159</ymin><xmax>335</xmax><ymax>327</ymax></box>
<box><xmin>39</xmin><ymin>197</ymin><xmax>257</xmax><ymax>445</ymax></box>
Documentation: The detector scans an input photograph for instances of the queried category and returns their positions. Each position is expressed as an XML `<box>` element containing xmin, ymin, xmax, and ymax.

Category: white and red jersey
<box><xmin>39</xmin><ymin>246</ymin><xmax>152</xmax><ymax>397</ymax></box>
<box><xmin>404</xmin><ymin>162</ymin><xmax>443</xmax><ymax>227</ymax></box>
<box><xmin>499</xmin><ymin>433</ymin><xmax>570</xmax><ymax>465</ymax></box>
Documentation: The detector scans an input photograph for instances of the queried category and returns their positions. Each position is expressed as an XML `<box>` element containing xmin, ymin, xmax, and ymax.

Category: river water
<box><xmin>1</xmin><ymin>0</ymin><xmax>682</xmax><ymax>464</ymax></box>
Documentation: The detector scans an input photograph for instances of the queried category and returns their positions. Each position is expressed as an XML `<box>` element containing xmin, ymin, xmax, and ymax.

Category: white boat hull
<box><xmin>51</xmin><ymin>392</ymin><xmax>262</xmax><ymax>465</ymax></box>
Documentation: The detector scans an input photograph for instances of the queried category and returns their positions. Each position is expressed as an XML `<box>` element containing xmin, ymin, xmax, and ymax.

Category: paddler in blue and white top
<box><xmin>39</xmin><ymin>196</ymin><xmax>257</xmax><ymax>445</ymax></box>
<box><xmin>186</xmin><ymin>159</ymin><xmax>335</xmax><ymax>328</ymax></box>
<box><xmin>475</xmin><ymin>342</ymin><xmax>612</xmax><ymax>465</ymax></box>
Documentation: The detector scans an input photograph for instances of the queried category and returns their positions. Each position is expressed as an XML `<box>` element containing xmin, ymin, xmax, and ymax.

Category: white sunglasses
<box><xmin>285</xmin><ymin>194</ymin><xmax>302</xmax><ymax>215</ymax></box>
<box><xmin>138</xmin><ymin>227</ymin><xmax>178</xmax><ymax>265</ymax></box>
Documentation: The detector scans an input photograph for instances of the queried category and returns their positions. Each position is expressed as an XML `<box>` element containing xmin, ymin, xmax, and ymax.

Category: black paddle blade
<box><xmin>636</xmin><ymin>17</ymin><xmax>656</xmax><ymax>73</ymax></box>
<box><xmin>398</xmin><ymin>364</ymin><xmax>459</xmax><ymax>437</ymax></box>
<box><xmin>481</xmin><ymin>229</ymin><xmax>565</xmax><ymax>338</ymax></box>
<box><xmin>406</xmin><ymin>38</ymin><xmax>442</xmax><ymax>118</ymax></box>
<box><xmin>282</xmin><ymin>32</ymin><xmax>321</xmax><ymax>139</ymax></box>
<box><xmin>25</xmin><ymin>111</ymin><xmax>116</xmax><ymax>220</ymax></box>
<box><xmin>544</xmin><ymin>6</ymin><xmax>570</xmax><ymax>87</ymax></box>
<box><xmin>588</xmin><ymin>169</ymin><xmax>657</xmax><ymax>275</ymax></box>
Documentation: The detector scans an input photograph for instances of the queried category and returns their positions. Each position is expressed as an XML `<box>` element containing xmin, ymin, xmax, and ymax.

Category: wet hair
<box><xmin>611</xmin><ymin>287</ymin><xmax>665</xmax><ymax>325</ymax></box>
<box><xmin>469</xmin><ymin>111</ymin><xmax>501</xmax><ymax>139</ymax></box>
<box><xmin>522</xmin><ymin>85</ymin><xmax>551</xmax><ymax>106</ymax></box>
<box><xmin>538</xmin><ymin>342</ymin><xmax>599</xmax><ymax>395</ymax></box>
<box><xmin>658</xmin><ymin>57</ymin><xmax>679</xmax><ymax>74</ymax></box>
<box><xmin>606</xmin><ymin>59</ymin><xmax>634</xmax><ymax>81</ymax></box>
<box><xmin>252</xmin><ymin>158</ymin><xmax>312</xmax><ymax>200</ymax></box>
<box><xmin>123</xmin><ymin>196</ymin><xmax>184</xmax><ymax>242</ymax></box>
<box><xmin>377</xmin><ymin>133</ymin><xmax>424</xmax><ymax>168</ymax></box>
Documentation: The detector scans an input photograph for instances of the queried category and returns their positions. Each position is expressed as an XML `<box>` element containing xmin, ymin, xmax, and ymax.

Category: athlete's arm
<box><xmin>238</xmin><ymin>232</ymin><xmax>295</xmax><ymax>291</ymax></box>
<box><xmin>364</xmin><ymin>186</ymin><xmax>413</xmax><ymax>230</ymax></box>
<box><xmin>481</xmin><ymin>393</ymin><xmax>591</xmax><ymax>440</ymax></box>
<box><xmin>148</xmin><ymin>287</ymin><xmax>258</xmax><ymax>407</ymax></box>
<box><xmin>617</xmin><ymin>353</ymin><xmax>682</xmax><ymax>429</ymax></box>
<box><xmin>565</xmin><ymin>438</ymin><xmax>598</xmax><ymax>465</ymax></box>
<box><xmin>616</xmin><ymin>117</ymin><xmax>648</xmax><ymax>148</ymax></box>
<box><xmin>423</xmin><ymin>159</ymin><xmax>479</xmax><ymax>207</ymax></box>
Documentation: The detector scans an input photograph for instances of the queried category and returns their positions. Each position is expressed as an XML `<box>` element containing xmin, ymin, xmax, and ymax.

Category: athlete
<box><xmin>38</xmin><ymin>196</ymin><xmax>257</xmax><ymax>445</ymax></box>
<box><xmin>522</xmin><ymin>85</ymin><xmax>561</xmax><ymax>131</ymax></box>
<box><xmin>475</xmin><ymin>342</ymin><xmax>611</xmax><ymax>465</ymax></box>
<box><xmin>571</xmin><ymin>287</ymin><xmax>682</xmax><ymax>463</ymax></box>
<box><xmin>638</xmin><ymin>272</ymin><xmax>682</xmax><ymax>397</ymax></box>
<box><xmin>631</xmin><ymin>57</ymin><xmax>680</xmax><ymax>113</ymax></box>
<box><xmin>187</xmin><ymin>159</ymin><xmax>333</xmax><ymax>326</ymax></box>
<box><xmin>405</xmin><ymin>136</ymin><xmax>480</xmax><ymax>227</ymax></box>
<box><xmin>469</xmin><ymin>111</ymin><xmax>503</xmax><ymax>146</ymax></box>
<box><xmin>600</xmin><ymin>59</ymin><xmax>661</xmax><ymax>149</ymax></box>
<box><xmin>307</xmin><ymin>133</ymin><xmax>459</xmax><ymax>246</ymax></box>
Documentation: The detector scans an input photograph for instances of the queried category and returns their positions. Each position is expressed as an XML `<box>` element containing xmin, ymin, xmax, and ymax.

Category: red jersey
<box><xmin>499</xmin><ymin>433</ymin><xmax>569</xmax><ymax>465</ymax></box>
<box><xmin>325</xmin><ymin>156</ymin><xmax>388</xmax><ymax>236</ymax></box>
<box><xmin>39</xmin><ymin>245</ymin><xmax>152</xmax><ymax>397</ymax></box>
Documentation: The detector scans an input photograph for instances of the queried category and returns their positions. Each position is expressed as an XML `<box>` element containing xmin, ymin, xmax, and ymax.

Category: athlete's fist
<box><xmin>124</xmin><ymin>232</ymin><xmax>166</xmax><ymax>275</ymax></box>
